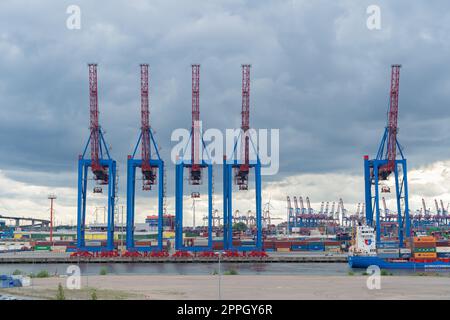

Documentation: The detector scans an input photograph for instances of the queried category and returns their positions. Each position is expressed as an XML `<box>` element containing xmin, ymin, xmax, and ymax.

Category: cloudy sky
<box><xmin>1</xmin><ymin>0</ymin><xmax>450</xmax><ymax>225</ymax></box>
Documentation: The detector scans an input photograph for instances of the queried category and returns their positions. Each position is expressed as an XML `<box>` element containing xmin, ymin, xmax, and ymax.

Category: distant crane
<box><xmin>286</xmin><ymin>196</ymin><xmax>293</xmax><ymax>232</ymax></box>
<box><xmin>435</xmin><ymin>199</ymin><xmax>440</xmax><ymax>216</ymax></box>
<box><xmin>364</xmin><ymin>65</ymin><xmax>410</xmax><ymax>246</ymax></box>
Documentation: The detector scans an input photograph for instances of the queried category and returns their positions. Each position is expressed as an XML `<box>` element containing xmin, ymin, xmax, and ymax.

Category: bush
<box><xmin>211</xmin><ymin>269</ymin><xmax>218</xmax><ymax>275</ymax></box>
<box><xmin>12</xmin><ymin>269</ymin><xmax>23</xmax><ymax>275</ymax></box>
<box><xmin>380</xmin><ymin>269</ymin><xmax>392</xmax><ymax>276</ymax></box>
<box><xmin>223</xmin><ymin>269</ymin><xmax>238</xmax><ymax>275</ymax></box>
<box><xmin>361</xmin><ymin>272</ymin><xmax>369</xmax><ymax>276</ymax></box>
<box><xmin>99</xmin><ymin>267</ymin><xmax>108</xmax><ymax>276</ymax></box>
<box><xmin>91</xmin><ymin>289</ymin><xmax>98</xmax><ymax>300</ymax></box>
<box><xmin>347</xmin><ymin>271</ymin><xmax>355</xmax><ymax>276</ymax></box>
<box><xmin>31</xmin><ymin>270</ymin><xmax>50</xmax><ymax>278</ymax></box>
<box><xmin>56</xmin><ymin>283</ymin><xmax>65</xmax><ymax>300</ymax></box>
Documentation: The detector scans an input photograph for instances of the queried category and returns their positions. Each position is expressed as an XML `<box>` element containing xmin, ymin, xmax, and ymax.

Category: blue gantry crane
<box><xmin>364</xmin><ymin>65</ymin><xmax>411</xmax><ymax>246</ymax></box>
<box><xmin>223</xmin><ymin>65</ymin><xmax>262</xmax><ymax>251</ymax></box>
<box><xmin>175</xmin><ymin>65</ymin><xmax>213</xmax><ymax>252</ymax></box>
<box><xmin>126</xmin><ymin>64</ymin><xmax>164</xmax><ymax>252</ymax></box>
<box><xmin>77</xmin><ymin>64</ymin><xmax>117</xmax><ymax>252</ymax></box>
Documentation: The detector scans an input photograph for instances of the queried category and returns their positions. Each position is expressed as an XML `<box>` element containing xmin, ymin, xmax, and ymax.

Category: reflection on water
<box><xmin>0</xmin><ymin>262</ymin><xmax>449</xmax><ymax>276</ymax></box>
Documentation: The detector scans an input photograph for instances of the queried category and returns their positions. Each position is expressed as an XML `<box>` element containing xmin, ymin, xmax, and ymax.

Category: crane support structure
<box><xmin>175</xmin><ymin>65</ymin><xmax>213</xmax><ymax>252</ymax></box>
<box><xmin>77</xmin><ymin>64</ymin><xmax>117</xmax><ymax>252</ymax></box>
<box><xmin>364</xmin><ymin>65</ymin><xmax>410</xmax><ymax>246</ymax></box>
<box><xmin>223</xmin><ymin>65</ymin><xmax>262</xmax><ymax>251</ymax></box>
<box><xmin>126</xmin><ymin>64</ymin><xmax>164</xmax><ymax>252</ymax></box>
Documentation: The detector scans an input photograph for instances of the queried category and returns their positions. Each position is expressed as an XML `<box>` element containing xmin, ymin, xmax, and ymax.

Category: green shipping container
<box><xmin>34</xmin><ymin>246</ymin><xmax>51</xmax><ymax>251</ymax></box>
<box><xmin>414</xmin><ymin>247</ymin><xmax>436</xmax><ymax>253</ymax></box>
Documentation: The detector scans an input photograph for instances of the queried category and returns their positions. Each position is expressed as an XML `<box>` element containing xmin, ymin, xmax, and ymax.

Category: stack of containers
<box><xmin>290</xmin><ymin>240</ymin><xmax>308</xmax><ymax>251</ymax></box>
<box><xmin>263</xmin><ymin>240</ymin><xmax>275</xmax><ymax>252</ymax></box>
<box><xmin>413</xmin><ymin>236</ymin><xmax>437</xmax><ymax>259</ymax></box>
<box><xmin>377</xmin><ymin>241</ymin><xmax>400</xmax><ymax>258</ymax></box>
<box><xmin>324</xmin><ymin>240</ymin><xmax>341</xmax><ymax>253</ymax></box>
<box><xmin>307</xmin><ymin>241</ymin><xmax>325</xmax><ymax>252</ymax></box>
<box><xmin>275</xmin><ymin>240</ymin><xmax>291</xmax><ymax>252</ymax></box>
<box><xmin>436</xmin><ymin>239</ymin><xmax>450</xmax><ymax>259</ymax></box>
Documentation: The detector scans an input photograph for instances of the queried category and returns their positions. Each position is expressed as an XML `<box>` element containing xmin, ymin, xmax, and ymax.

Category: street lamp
<box><xmin>48</xmin><ymin>194</ymin><xmax>57</xmax><ymax>245</ymax></box>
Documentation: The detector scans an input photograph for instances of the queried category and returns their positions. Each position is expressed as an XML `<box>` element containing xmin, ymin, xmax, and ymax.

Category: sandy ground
<box><xmin>2</xmin><ymin>274</ymin><xmax>450</xmax><ymax>300</ymax></box>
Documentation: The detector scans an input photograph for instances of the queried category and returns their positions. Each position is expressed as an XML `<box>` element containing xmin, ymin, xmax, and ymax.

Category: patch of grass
<box><xmin>211</xmin><ymin>269</ymin><xmax>218</xmax><ymax>275</ymax></box>
<box><xmin>415</xmin><ymin>272</ymin><xmax>441</xmax><ymax>277</ymax></box>
<box><xmin>0</xmin><ymin>287</ymin><xmax>142</xmax><ymax>300</ymax></box>
<box><xmin>380</xmin><ymin>269</ymin><xmax>393</xmax><ymax>276</ymax></box>
<box><xmin>56</xmin><ymin>283</ymin><xmax>65</xmax><ymax>300</ymax></box>
<box><xmin>347</xmin><ymin>271</ymin><xmax>355</xmax><ymax>276</ymax></box>
<box><xmin>223</xmin><ymin>269</ymin><xmax>239</xmax><ymax>275</ymax></box>
<box><xmin>12</xmin><ymin>269</ymin><xmax>23</xmax><ymax>275</ymax></box>
<box><xmin>30</xmin><ymin>270</ymin><xmax>50</xmax><ymax>278</ymax></box>
<box><xmin>91</xmin><ymin>289</ymin><xmax>98</xmax><ymax>300</ymax></box>
<box><xmin>99</xmin><ymin>267</ymin><xmax>108</xmax><ymax>276</ymax></box>
<box><xmin>361</xmin><ymin>272</ymin><xmax>369</xmax><ymax>276</ymax></box>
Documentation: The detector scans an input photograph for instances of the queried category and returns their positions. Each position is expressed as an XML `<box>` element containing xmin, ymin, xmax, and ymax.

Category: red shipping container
<box><xmin>413</xmin><ymin>242</ymin><xmax>436</xmax><ymax>248</ymax></box>
<box><xmin>275</xmin><ymin>242</ymin><xmax>291</xmax><ymax>249</ymax></box>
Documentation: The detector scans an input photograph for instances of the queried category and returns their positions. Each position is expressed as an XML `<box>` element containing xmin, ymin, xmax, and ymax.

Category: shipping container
<box><xmin>276</xmin><ymin>248</ymin><xmax>290</xmax><ymax>252</ymax></box>
<box><xmin>291</xmin><ymin>245</ymin><xmax>309</xmax><ymax>251</ymax></box>
<box><xmin>436</xmin><ymin>247</ymin><xmax>450</xmax><ymax>253</ymax></box>
<box><xmin>377</xmin><ymin>241</ymin><xmax>399</xmax><ymax>249</ymax></box>
<box><xmin>413</xmin><ymin>236</ymin><xmax>436</xmax><ymax>243</ymax></box>
<box><xmin>275</xmin><ymin>242</ymin><xmax>291</xmax><ymax>249</ymax></box>
<box><xmin>413</xmin><ymin>252</ymin><xmax>437</xmax><ymax>259</ymax></box>
<box><xmin>34</xmin><ymin>245</ymin><xmax>51</xmax><ymax>251</ymax></box>
<box><xmin>412</xmin><ymin>242</ymin><xmax>436</xmax><ymax>248</ymax></box>
<box><xmin>377</xmin><ymin>248</ymin><xmax>399</xmax><ymax>254</ymax></box>
<box><xmin>437</xmin><ymin>252</ymin><xmax>450</xmax><ymax>258</ymax></box>
<box><xmin>414</xmin><ymin>247</ymin><xmax>436</xmax><ymax>253</ymax></box>
<box><xmin>308</xmin><ymin>245</ymin><xmax>325</xmax><ymax>251</ymax></box>
<box><xmin>377</xmin><ymin>253</ymin><xmax>400</xmax><ymax>259</ymax></box>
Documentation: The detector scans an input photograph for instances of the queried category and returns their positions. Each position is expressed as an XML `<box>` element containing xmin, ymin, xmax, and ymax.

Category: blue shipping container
<box><xmin>377</xmin><ymin>242</ymin><xmax>399</xmax><ymax>249</ymax></box>
<box><xmin>308</xmin><ymin>245</ymin><xmax>325</xmax><ymax>251</ymax></box>
<box><xmin>437</xmin><ymin>252</ymin><xmax>450</xmax><ymax>258</ymax></box>
<box><xmin>291</xmin><ymin>245</ymin><xmax>308</xmax><ymax>251</ymax></box>
<box><xmin>377</xmin><ymin>253</ymin><xmax>400</xmax><ymax>259</ymax></box>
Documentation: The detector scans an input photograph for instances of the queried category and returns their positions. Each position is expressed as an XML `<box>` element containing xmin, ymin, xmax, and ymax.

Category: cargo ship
<box><xmin>348</xmin><ymin>225</ymin><xmax>450</xmax><ymax>269</ymax></box>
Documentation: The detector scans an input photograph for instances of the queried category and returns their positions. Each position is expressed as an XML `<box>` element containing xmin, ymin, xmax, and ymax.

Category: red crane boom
<box><xmin>88</xmin><ymin>64</ymin><xmax>108</xmax><ymax>184</ymax></box>
<box><xmin>380</xmin><ymin>64</ymin><xmax>401</xmax><ymax>179</ymax></box>
<box><xmin>241</xmin><ymin>64</ymin><xmax>251</xmax><ymax>168</ymax></box>
<box><xmin>140</xmin><ymin>64</ymin><xmax>156</xmax><ymax>190</ymax></box>
<box><xmin>235</xmin><ymin>65</ymin><xmax>251</xmax><ymax>190</ymax></box>
<box><xmin>190</xmin><ymin>64</ymin><xmax>202</xmax><ymax>184</ymax></box>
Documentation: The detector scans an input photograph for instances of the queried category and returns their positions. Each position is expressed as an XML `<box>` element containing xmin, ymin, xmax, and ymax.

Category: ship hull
<box><xmin>348</xmin><ymin>255</ymin><xmax>450</xmax><ymax>270</ymax></box>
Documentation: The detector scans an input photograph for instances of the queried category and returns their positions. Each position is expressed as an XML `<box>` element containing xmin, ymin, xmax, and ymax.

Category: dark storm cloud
<box><xmin>1</xmin><ymin>0</ymin><xmax>450</xmax><ymax>193</ymax></box>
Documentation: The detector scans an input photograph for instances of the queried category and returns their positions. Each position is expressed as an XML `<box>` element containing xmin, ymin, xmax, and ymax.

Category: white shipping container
<box><xmin>377</xmin><ymin>248</ymin><xmax>399</xmax><ymax>254</ymax></box>
<box><xmin>400</xmin><ymin>248</ymin><xmax>411</xmax><ymax>254</ymax></box>
<box><xmin>436</xmin><ymin>247</ymin><xmax>450</xmax><ymax>253</ymax></box>
<box><xmin>86</xmin><ymin>241</ymin><xmax>102</xmax><ymax>247</ymax></box>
